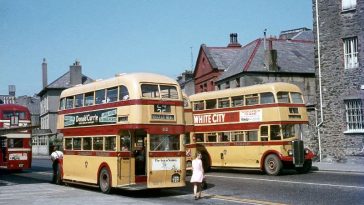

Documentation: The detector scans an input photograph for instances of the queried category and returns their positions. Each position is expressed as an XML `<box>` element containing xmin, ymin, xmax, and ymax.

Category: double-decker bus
<box><xmin>0</xmin><ymin>104</ymin><xmax>32</xmax><ymax>170</ymax></box>
<box><xmin>57</xmin><ymin>73</ymin><xmax>186</xmax><ymax>193</ymax></box>
<box><xmin>184</xmin><ymin>82</ymin><xmax>315</xmax><ymax>175</ymax></box>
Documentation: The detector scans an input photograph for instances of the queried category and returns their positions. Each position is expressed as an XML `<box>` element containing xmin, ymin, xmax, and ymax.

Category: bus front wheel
<box><xmin>99</xmin><ymin>167</ymin><xmax>112</xmax><ymax>194</ymax></box>
<box><xmin>264</xmin><ymin>154</ymin><xmax>282</xmax><ymax>176</ymax></box>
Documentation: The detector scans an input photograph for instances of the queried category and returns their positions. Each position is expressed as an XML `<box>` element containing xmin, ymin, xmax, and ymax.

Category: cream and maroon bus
<box><xmin>184</xmin><ymin>82</ymin><xmax>314</xmax><ymax>176</ymax></box>
<box><xmin>56</xmin><ymin>73</ymin><xmax>186</xmax><ymax>193</ymax></box>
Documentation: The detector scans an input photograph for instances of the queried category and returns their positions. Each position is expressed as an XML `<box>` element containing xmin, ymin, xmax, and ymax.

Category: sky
<box><xmin>0</xmin><ymin>0</ymin><xmax>313</xmax><ymax>96</ymax></box>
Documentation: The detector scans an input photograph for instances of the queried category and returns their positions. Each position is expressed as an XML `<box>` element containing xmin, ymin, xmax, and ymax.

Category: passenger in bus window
<box><xmin>190</xmin><ymin>152</ymin><xmax>204</xmax><ymax>200</ymax></box>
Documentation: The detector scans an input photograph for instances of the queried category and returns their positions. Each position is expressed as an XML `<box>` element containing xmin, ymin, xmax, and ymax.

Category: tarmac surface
<box><xmin>34</xmin><ymin>155</ymin><xmax>364</xmax><ymax>174</ymax></box>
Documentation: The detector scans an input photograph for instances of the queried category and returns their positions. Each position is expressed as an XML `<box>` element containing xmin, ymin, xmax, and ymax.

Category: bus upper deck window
<box><xmin>66</xmin><ymin>96</ymin><xmax>74</xmax><ymax>109</ymax></box>
<box><xmin>291</xmin><ymin>92</ymin><xmax>304</xmax><ymax>103</ymax></box>
<box><xmin>277</xmin><ymin>92</ymin><xmax>290</xmax><ymax>103</ymax></box>
<box><xmin>206</xmin><ymin>99</ymin><xmax>217</xmax><ymax>109</ymax></box>
<box><xmin>245</xmin><ymin>94</ymin><xmax>259</xmax><ymax>105</ymax></box>
<box><xmin>141</xmin><ymin>84</ymin><xmax>160</xmax><ymax>98</ymax></box>
<box><xmin>218</xmin><ymin>98</ymin><xmax>230</xmax><ymax>108</ymax></box>
<box><xmin>231</xmin><ymin>96</ymin><xmax>244</xmax><ymax>107</ymax></box>
<box><xmin>107</xmin><ymin>87</ymin><xmax>118</xmax><ymax>102</ymax></box>
<box><xmin>95</xmin><ymin>89</ymin><xmax>106</xmax><ymax>104</ymax></box>
<box><xmin>160</xmin><ymin>85</ymin><xmax>178</xmax><ymax>99</ymax></box>
<box><xmin>260</xmin><ymin>92</ymin><xmax>275</xmax><ymax>104</ymax></box>
<box><xmin>119</xmin><ymin>85</ymin><xmax>129</xmax><ymax>100</ymax></box>
<box><xmin>193</xmin><ymin>101</ymin><xmax>204</xmax><ymax>111</ymax></box>
<box><xmin>84</xmin><ymin>92</ymin><xmax>94</xmax><ymax>106</ymax></box>
<box><xmin>60</xmin><ymin>98</ymin><xmax>66</xmax><ymax>110</ymax></box>
<box><xmin>15</xmin><ymin>112</ymin><xmax>26</xmax><ymax>120</ymax></box>
<box><xmin>75</xmin><ymin>94</ymin><xmax>84</xmax><ymax>108</ymax></box>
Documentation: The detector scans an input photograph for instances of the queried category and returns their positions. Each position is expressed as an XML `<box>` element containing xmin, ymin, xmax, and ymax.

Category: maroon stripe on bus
<box><xmin>59</xmin><ymin>99</ymin><xmax>183</xmax><ymax>115</ymax></box>
<box><xmin>149</xmin><ymin>151</ymin><xmax>186</xmax><ymax>157</ymax></box>
<box><xmin>193</xmin><ymin>121</ymin><xmax>308</xmax><ymax>132</ymax></box>
<box><xmin>191</xmin><ymin>103</ymin><xmax>306</xmax><ymax>114</ymax></box>
<box><xmin>186</xmin><ymin>141</ymin><xmax>291</xmax><ymax>148</ymax></box>
<box><xmin>63</xmin><ymin>150</ymin><xmax>133</xmax><ymax>157</ymax></box>
<box><xmin>60</xmin><ymin>124</ymin><xmax>185</xmax><ymax>136</ymax></box>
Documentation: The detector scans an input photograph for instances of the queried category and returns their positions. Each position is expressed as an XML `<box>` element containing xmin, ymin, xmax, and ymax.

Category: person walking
<box><xmin>50</xmin><ymin>146</ymin><xmax>63</xmax><ymax>184</ymax></box>
<box><xmin>190</xmin><ymin>152</ymin><xmax>204</xmax><ymax>200</ymax></box>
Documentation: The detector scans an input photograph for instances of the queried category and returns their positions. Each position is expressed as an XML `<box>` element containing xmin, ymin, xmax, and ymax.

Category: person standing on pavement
<box><xmin>190</xmin><ymin>152</ymin><xmax>204</xmax><ymax>200</ymax></box>
<box><xmin>50</xmin><ymin>146</ymin><xmax>63</xmax><ymax>183</ymax></box>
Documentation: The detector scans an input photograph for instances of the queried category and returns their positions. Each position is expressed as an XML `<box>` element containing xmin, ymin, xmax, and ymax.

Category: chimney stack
<box><xmin>264</xmin><ymin>39</ymin><xmax>278</xmax><ymax>71</ymax></box>
<box><xmin>227</xmin><ymin>33</ymin><xmax>242</xmax><ymax>48</ymax></box>
<box><xmin>70</xmin><ymin>59</ymin><xmax>82</xmax><ymax>86</ymax></box>
<box><xmin>8</xmin><ymin>85</ymin><xmax>15</xmax><ymax>96</ymax></box>
<box><xmin>42</xmin><ymin>58</ymin><xmax>48</xmax><ymax>88</ymax></box>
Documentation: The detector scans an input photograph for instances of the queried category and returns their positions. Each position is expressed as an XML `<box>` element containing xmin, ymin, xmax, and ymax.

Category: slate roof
<box><xmin>202</xmin><ymin>44</ymin><xmax>242</xmax><ymax>70</ymax></box>
<box><xmin>38</xmin><ymin>71</ymin><xmax>93</xmax><ymax>96</ymax></box>
<box><xmin>217</xmin><ymin>35</ymin><xmax>314</xmax><ymax>82</ymax></box>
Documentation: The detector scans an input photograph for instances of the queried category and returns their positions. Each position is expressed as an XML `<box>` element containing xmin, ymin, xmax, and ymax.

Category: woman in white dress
<box><xmin>190</xmin><ymin>152</ymin><xmax>204</xmax><ymax>200</ymax></box>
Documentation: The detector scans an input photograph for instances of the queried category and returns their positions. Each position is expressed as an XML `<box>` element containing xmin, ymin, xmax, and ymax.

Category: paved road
<box><xmin>1</xmin><ymin>159</ymin><xmax>363</xmax><ymax>205</ymax></box>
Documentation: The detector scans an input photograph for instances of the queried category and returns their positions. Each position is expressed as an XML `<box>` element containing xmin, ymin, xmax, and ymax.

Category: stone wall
<box><xmin>312</xmin><ymin>0</ymin><xmax>364</xmax><ymax>162</ymax></box>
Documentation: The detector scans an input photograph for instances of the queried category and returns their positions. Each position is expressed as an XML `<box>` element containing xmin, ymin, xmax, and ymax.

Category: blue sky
<box><xmin>0</xmin><ymin>0</ymin><xmax>313</xmax><ymax>96</ymax></box>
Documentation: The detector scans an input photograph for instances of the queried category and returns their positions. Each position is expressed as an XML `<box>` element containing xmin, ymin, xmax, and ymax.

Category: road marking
<box><xmin>206</xmin><ymin>174</ymin><xmax>364</xmax><ymax>190</ymax></box>
<box><xmin>209</xmin><ymin>194</ymin><xmax>287</xmax><ymax>205</ymax></box>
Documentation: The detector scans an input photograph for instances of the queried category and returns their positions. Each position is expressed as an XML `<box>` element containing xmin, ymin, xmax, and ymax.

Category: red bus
<box><xmin>0</xmin><ymin>104</ymin><xmax>32</xmax><ymax>170</ymax></box>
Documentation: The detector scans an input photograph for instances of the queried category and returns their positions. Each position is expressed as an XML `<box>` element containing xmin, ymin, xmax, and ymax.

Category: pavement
<box><xmin>33</xmin><ymin>155</ymin><xmax>364</xmax><ymax>174</ymax></box>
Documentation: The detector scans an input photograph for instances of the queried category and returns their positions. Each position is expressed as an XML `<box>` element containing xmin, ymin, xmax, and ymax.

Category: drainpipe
<box><xmin>315</xmin><ymin>0</ymin><xmax>323</xmax><ymax>162</ymax></box>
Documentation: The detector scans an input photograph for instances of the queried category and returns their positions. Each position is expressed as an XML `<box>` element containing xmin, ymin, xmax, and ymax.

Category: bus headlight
<box><xmin>288</xmin><ymin>150</ymin><xmax>293</xmax><ymax>156</ymax></box>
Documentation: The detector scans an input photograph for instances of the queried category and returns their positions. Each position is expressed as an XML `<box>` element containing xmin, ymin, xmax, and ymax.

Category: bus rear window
<box><xmin>8</xmin><ymin>138</ymin><xmax>23</xmax><ymax>148</ymax></box>
<box><xmin>141</xmin><ymin>84</ymin><xmax>160</xmax><ymax>98</ymax></box>
<box><xmin>291</xmin><ymin>92</ymin><xmax>303</xmax><ymax>103</ymax></box>
<box><xmin>160</xmin><ymin>85</ymin><xmax>178</xmax><ymax>99</ymax></box>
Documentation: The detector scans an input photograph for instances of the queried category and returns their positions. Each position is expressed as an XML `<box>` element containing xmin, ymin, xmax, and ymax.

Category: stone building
<box><xmin>33</xmin><ymin>59</ymin><xmax>93</xmax><ymax>155</ymax></box>
<box><xmin>0</xmin><ymin>85</ymin><xmax>16</xmax><ymax>104</ymax></box>
<box><xmin>312</xmin><ymin>0</ymin><xmax>364</xmax><ymax>162</ymax></box>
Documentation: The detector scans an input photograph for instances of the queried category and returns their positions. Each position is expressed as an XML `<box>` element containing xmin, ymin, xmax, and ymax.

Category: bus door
<box><xmin>118</xmin><ymin>130</ymin><xmax>132</xmax><ymax>185</ymax></box>
<box><xmin>0</xmin><ymin>137</ymin><xmax>7</xmax><ymax>166</ymax></box>
<box><xmin>133</xmin><ymin>130</ymin><xmax>147</xmax><ymax>177</ymax></box>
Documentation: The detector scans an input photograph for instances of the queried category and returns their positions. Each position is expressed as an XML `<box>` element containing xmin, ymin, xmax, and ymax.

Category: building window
<box><xmin>342</xmin><ymin>0</ymin><xmax>356</xmax><ymax>11</ymax></box>
<box><xmin>345</xmin><ymin>99</ymin><xmax>364</xmax><ymax>132</ymax></box>
<box><xmin>343</xmin><ymin>37</ymin><xmax>359</xmax><ymax>69</ymax></box>
<box><xmin>235</xmin><ymin>78</ymin><xmax>240</xmax><ymax>88</ymax></box>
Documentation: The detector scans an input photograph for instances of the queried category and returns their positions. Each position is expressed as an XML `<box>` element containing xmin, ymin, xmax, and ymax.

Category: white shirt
<box><xmin>51</xmin><ymin>150</ymin><xmax>63</xmax><ymax>162</ymax></box>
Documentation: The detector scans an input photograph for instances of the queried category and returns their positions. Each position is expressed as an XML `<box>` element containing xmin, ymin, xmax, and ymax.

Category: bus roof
<box><xmin>0</xmin><ymin>104</ymin><xmax>30</xmax><ymax>112</ymax></box>
<box><xmin>60</xmin><ymin>72</ymin><xmax>180</xmax><ymax>99</ymax></box>
<box><xmin>189</xmin><ymin>82</ymin><xmax>302</xmax><ymax>101</ymax></box>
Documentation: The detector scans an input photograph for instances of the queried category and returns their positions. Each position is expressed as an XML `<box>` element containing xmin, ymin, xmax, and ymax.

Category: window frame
<box><xmin>343</xmin><ymin>37</ymin><xmax>359</xmax><ymax>69</ymax></box>
<box><xmin>345</xmin><ymin>99</ymin><xmax>364</xmax><ymax>133</ymax></box>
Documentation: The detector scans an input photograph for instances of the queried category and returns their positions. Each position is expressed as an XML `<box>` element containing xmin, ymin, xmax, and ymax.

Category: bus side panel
<box><xmin>63</xmin><ymin>154</ymin><xmax>118</xmax><ymax>186</ymax></box>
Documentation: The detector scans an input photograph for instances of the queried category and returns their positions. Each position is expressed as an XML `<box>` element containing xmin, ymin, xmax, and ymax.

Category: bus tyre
<box><xmin>296</xmin><ymin>160</ymin><xmax>312</xmax><ymax>174</ymax></box>
<box><xmin>264</xmin><ymin>154</ymin><xmax>282</xmax><ymax>176</ymax></box>
<box><xmin>99</xmin><ymin>168</ymin><xmax>112</xmax><ymax>194</ymax></box>
<box><xmin>55</xmin><ymin>163</ymin><xmax>62</xmax><ymax>185</ymax></box>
